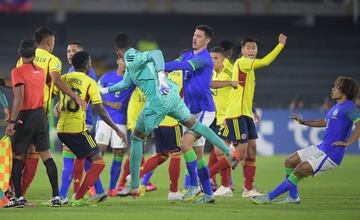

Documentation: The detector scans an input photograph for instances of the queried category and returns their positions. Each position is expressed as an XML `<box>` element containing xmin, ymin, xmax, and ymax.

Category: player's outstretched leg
<box><xmin>71</xmin><ymin>154</ymin><xmax>105</xmax><ymax>206</ymax></box>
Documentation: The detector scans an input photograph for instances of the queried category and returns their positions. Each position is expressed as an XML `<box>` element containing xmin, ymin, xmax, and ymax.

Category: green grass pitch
<box><xmin>1</xmin><ymin>154</ymin><xmax>360</xmax><ymax>220</ymax></box>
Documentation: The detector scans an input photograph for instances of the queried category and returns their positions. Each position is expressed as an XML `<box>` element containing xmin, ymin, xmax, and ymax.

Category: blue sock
<box><xmin>183</xmin><ymin>150</ymin><xmax>198</xmax><ymax>187</ymax></box>
<box><xmin>142</xmin><ymin>171</ymin><xmax>154</xmax><ymax>186</ymax></box>
<box><xmin>197</xmin><ymin>159</ymin><xmax>213</xmax><ymax>196</ymax></box>
<box><xmin>285</xmin><ymin>168</ymin><xmax>298</xmax><ymax>199</ymax></box>
<box><xmin>109</xmin><ymin>156</ymin><xmax>123</xmax><ymax>190</ymax></box>
<box><xmin>268</xmin><ymin>179</ymin><xmax>296</xmax><ymax>200</ymax></box>
<box><xmin>85</xmin><ymin>159</ymin><xmax>104</xmax><ymax>194</ymax></box>
<box><xmin>59</xmin><ymin>152</ymin><xmax>75</xmax><ymax>198</ymax></box>
<box><xmin>184</xmin><ymin>169</ymin><xmax>190</xmax><ymax>190</ymax></box>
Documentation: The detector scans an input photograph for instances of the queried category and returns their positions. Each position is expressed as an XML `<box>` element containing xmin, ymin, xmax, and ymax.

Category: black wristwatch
<box><xmin>7</xmin><ymin>119</ymin><xmax>16</xmax><ymax>124</ymax></box>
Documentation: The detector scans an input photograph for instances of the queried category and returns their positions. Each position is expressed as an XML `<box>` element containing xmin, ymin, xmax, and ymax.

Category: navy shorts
<box><xmin>221</xmin><ymin>116</ymin><xmax>258</xmax><ymax>145</ymax></box>
<box><xmin>58</xmin><ymin>130</ymin><xmax>100</xmax><ymax>159</ymax></box>
<box><xmin>154</xmin><ymin>125</ymin><xmax>182</xmax><ymax>154</ymax></box>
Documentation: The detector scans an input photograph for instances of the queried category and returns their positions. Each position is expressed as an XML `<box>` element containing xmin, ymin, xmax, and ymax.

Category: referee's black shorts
<box><xmin>12</xmin><ymin>108</ymin><xmax>50</xmax><ymax>154</ymax></box>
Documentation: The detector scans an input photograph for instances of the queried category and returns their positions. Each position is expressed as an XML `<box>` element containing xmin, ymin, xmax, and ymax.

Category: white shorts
<box><xmin>183</xmin><ymin>111</ymin><xmax>215</xmax><ymax>147</ymax></box>
<box><xmin>297</xmin><ymin>145</ymin><xmax>338</xmax><ymax>176</ymax></box>
<box><xmin>95</xmin><ymin>120</ymin><xmax>127</xmax><ymax>149</ymax></box>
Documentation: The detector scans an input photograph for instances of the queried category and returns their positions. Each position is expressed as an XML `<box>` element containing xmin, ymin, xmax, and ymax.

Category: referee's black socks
<box><xmin>12</xmin><ymin>159</ymin><xmax>25</xmax><ymax>198</ymax></box>
<box><xmin>44</xmin><ymin>158</ymin><xmax>60</xmax><ymax>197</ymax></box>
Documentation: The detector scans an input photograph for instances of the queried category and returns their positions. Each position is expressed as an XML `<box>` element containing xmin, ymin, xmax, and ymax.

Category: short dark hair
<box><xmin>241</xmin><ymin>37</ymin><xmax>258</xmax><ymax>47</ymax></box>
<box><xmin>113</xmin><ymin>33</ymin><xmax>131</xmax><ymax>50</ymax></box>
<box><xmin>195</xmin><ymin>25</ymin><xmax>213</xmax><ymax>40</ymax></box>
<box><xmin>210</xmin><ymin>46</ymin><xmax>224</xmax><ymax>54</ymax></box>
<box><xmin>33</xmin><ymin>26</ymin><xmax>54</xmax><ymax>44</ymax></box>
<box><xmin>18</xmin><ymin>38</ymin><xmax>37</xmax><ymax>58</ymax></box>
<box><xmin>335</xmin><ymin>76</ymin><xmax>359</xmax><ymax>101</ymax></box>
<box><xmin>219</xmin><ymin>40</ymin><xmax>233</xmax><ymax>51</ymax></box>
<box><xmin>68</xmin><ymin>41</ymin><xmax>84</xmax><ymax>49</ymax></box>
<box><xmin>72</xmin><ymin>51</ymin><xmax>90</xmax><ymax>70</ymax></box>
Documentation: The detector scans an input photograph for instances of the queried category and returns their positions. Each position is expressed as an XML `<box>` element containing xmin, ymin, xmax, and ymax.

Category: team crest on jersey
<box><xmin>241</xmin><ymin>133</ymin><xmax>247</xmax><ymax>140</ymax></box>
<box><xmin>55</xmin><ymin>63</ymin><xmax>61</xmax><ymax>69</ymax></box>
<box><xmin>332</xmin><ymin>108</ymin><xmax>339</xmax><ymax>119</ymax></box>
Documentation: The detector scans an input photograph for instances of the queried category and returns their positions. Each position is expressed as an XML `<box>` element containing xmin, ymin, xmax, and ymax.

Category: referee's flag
<box><xmin>0</xmin><ymin>135</ymin><xmax>12</xmax><ymax>192</ymax></box>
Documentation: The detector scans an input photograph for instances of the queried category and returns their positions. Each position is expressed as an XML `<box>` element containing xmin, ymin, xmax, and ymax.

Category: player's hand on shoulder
<box><xmin>290</xmin><ymin>113</ymin><xmax>303</xmax><ymax>124</ymax></box>
<box><xmin>279</xmin><ymin>33</ymin><xmax>287</xmax><ymax>45</ymax></box>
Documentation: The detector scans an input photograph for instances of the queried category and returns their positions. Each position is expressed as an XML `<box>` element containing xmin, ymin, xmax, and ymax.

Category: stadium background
<box><xmin>0</xmin><ymin>0</ymin><xmax>359</xmax><ymax>155</ymax></box>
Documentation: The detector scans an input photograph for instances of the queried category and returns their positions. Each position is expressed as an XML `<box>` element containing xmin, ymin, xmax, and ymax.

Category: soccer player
<box><xmin>165</xmin><ymin>25</ymin><xmax>222</xmax><ymax>201</ymax></box>
<box><xmin>211</xmin><ymin>34</ymin><xmax>287</xmax><ymax>197</ymax></box>
<box><xmin>59</xmin><ymin>41</ymin><xmax>106</xmax><ymax>204</ymax></box>
<box><xmin>101</xmin><ymin>32</ymin><xmax>235</xmax><ymax>203</ymax></box>
<box><xmin>96</xmin><ymin>57</ymin><xmax>135</xmax><ymax>196</ymax></box>
<box><xmin>55</xmin><ymin>51</ymin><xmax>126</xmax><ymax>206</ymax></box>
<box><xmin>137</xmin><ymin>69</ymin><xmax>184</xmax><ymax>200</ymax></box>
<box><xmin>15</xmin><ymin>26</ymin><xmax>87</xmax><ymax>197</ymax></box>
<box><xmin>251</xmin><ymin>77</ymin><xmax>360</xmax><ymax>204</ymax></box>
<box><xmin>208</xmin><ymin>47</ymin><xmax>237</xmax><ymax>197</ymax></box>
<box><xmin>4</xmin><ymin>39</ymin><xmax>61</xmax><ymax>208</ymax></box>
<box><xmin>219</xmin><ymin>40</ymin><xmax>234</xmax><ymax>70</ymax></box>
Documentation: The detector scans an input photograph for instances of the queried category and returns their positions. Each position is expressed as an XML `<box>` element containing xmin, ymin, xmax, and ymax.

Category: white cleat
<box><xmin>242</xmin><ymin>187</ymin><xmax>265</xmax><ymax>198</ymax></box>
<box><xmin>213</xmin><ymin>186</ymin><xmax>233</xmax><ymax>198</ymax></box>
<box><xmin>276</xmin><ymin>196</ymin><xmax>301</xmax><ymax>204</ymax></box>
<box><xmin>117</xmin><ymin>187</ymin><xmax>131</xmax><ymax>197</ymax></box>
<box><xmin>168</xmin><ymin>191</ymin><xmax>183</xmax><ymax>201</ymax></box>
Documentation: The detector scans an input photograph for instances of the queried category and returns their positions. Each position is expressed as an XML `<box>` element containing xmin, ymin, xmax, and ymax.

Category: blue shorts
<box><xmin>221</xmin><ymin>116</ymin><xmax>258</xmax><ymax>145</ymax></box>
<box><xmin>154</xmin><ymin>125</ymin><xmax>182</xmax><ymax>154</ymax></box>
<box><xmin>58</xmin><ymin>131</ymin><xmax>100</xmax><ymax>159</ymax></box>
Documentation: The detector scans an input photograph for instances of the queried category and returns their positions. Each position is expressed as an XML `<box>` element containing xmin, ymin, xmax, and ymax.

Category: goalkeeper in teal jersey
<box><xmin>101</xmin><ymin>33</ymin><xmax>237</xmax><ymax>203</ymax></box>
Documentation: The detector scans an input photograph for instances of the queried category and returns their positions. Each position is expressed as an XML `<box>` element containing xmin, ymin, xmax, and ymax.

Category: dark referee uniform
<box><xmin>11</xmin><ymin>62</ymin><xmax>49</xmax><ymax>154</ymax></box>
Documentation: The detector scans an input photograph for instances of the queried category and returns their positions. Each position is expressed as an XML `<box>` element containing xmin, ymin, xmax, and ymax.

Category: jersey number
<box><xmin>61</xmin><ymin>88</ymin><xmax>82</xmax><ymax>113</ymax></box>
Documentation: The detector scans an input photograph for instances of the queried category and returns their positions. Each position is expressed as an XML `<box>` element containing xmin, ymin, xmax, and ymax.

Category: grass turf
<box><xmin>1</xmin><ymin>154</ymin><xmax>360</xmax><ymax>220</ymax></box>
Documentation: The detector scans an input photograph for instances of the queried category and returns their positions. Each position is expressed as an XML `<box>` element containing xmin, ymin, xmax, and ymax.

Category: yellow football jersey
<box><xmin>159</xmin><ymin>70</ymin><xmax>183</xmax><ymax>127</ymax></box>
<box><xmin>127</xmin><ymin>87</ymin><xmax>146</xmax><ymax>131</ymax></box>
<box><xmin>226</xmin><ymin>43</ymin><xmax>284</xmax><ymax>118</ymax></box>
<box><xmin>211</xmin><ymin>66</ymin><xmax>233</xmax><ymax>125</ymax></box>
<box><xmin>223</xmin><ymin>58</ymin><xmax>233</xmax><ymax>71</ymax></box>
<box><xmin>16</xmin><ymin>48</ymin><xmax>62</xmax><ymax>116</ymax></box>
<box><xmin>56</xmin><ymin>71</ymin><xmax>101</xmax><ymax>133</ymax></box>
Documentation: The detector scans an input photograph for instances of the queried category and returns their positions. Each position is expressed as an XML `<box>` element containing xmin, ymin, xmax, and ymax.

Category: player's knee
<box><xmin>182</xmin><ymin>116</ymin><xmax>196</xmax><ymax>128</ymax></box>
<box><xmin>113</xmin><ymin>149</ymin><xmax>124</xmax><ymax>157</ymax></box>
<box><xmin>88</xmin><ymin>152</ymin><xmax>104</xmax><ymax>162</ymax></box>
<box><xmin>39</xmin><ymin>150</ymin><xmax>53</xmax><ymax>162</ymax></box>
<box><xmin>14</xmin><ymin>153</ymin><xmax>27</xmax><ymax>162</ymax></box>
<box><xmin>131</xmin><ymin>130</ymin><xmax>146</xmax><ymax>141</ymax></box>
<box><xmin>180</xmin><ymin>132</ymin><xmax>196</xmax><ymax>151</ymax></box>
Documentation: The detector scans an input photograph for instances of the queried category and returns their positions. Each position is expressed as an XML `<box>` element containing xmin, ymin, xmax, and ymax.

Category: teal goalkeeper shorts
<box><xmin>135</xmin><ymin>83</ymin><xmax>191</xmax><ymax>135</ymax></box>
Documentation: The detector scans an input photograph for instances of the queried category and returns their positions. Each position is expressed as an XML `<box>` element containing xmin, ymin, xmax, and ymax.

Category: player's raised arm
<box><xmin>252</xmin><ymin>34</ymin><xmax>287</xmax><ymax>69</ymax></box>
<box><xmin>290</xmin><ymin>113</ymin><xmax>326</xmax><ymax>127</ymax></box>
<box><xmin>101</xmin><ymin>70</ymin><xmax>133</xmax><ymax>95</ymax></box>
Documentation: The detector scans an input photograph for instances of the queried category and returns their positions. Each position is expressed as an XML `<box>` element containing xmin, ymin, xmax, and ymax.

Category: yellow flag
<box><xmin>0</xmin><ymin>136</ymin><xmax>12</xmax><ymax>192</ymax></box>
